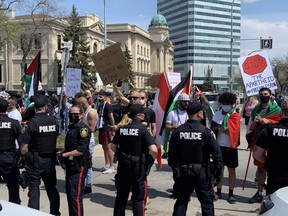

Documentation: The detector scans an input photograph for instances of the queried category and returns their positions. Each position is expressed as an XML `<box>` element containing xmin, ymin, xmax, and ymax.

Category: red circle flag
<box><xmin>242</xmin><ymin>54</ymin><xmax>267</xmax><ymax>75</ymax></box>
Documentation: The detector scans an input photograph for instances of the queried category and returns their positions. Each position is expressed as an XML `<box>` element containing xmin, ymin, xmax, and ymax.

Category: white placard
<box><xmin>66</xmin><ymin>68</ymin><xmax>82</xmax><ymax>97</ymax></box>
<box><xmin>237</xmin><ymin>51</ymin><xmax>277</xmax><ymax>96</ymax></box>
<box><xmin>167</xmin><ymin>72</ymin><xmax>181</xmax><ymax>89</ymax></box>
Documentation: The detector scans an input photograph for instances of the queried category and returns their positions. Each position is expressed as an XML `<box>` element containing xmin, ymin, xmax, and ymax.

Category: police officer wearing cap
<box><xmin>253</xmin><ymin>100</ymin><xmax>288</xmax><ymax>195</ymax></box>
<box><xmin>168</xmin><ymin>101</ymin><xmax>223</xmax><ymax>216</ymax></box>
<box><xmin>111</xmin><ymin>104</ymin><xmax>158</xmax><ymax>216</ymax></box>
<box><xmin>61</xmin><ymin>104</ymin><xmax>91</xmax><ymax>216</ymax></box>
<box><xmin>0</xmin><ymin>98</ymin><xmax>21</xmax><ymax>204</ymax></box>
<box><xmin>20</xmin><ymin>95</ymin><xmax>60</xmax><ymax>215</ymax></box>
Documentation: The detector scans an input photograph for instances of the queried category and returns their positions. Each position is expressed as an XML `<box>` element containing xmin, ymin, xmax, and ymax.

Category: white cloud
<box><xmin>138</xmin><ymin>14</ymin><xmax>145</xmax><ymax>18</ymax></box>
<box><xmin>241</xmin><ymin>0</ymin><xmax>262</xmax><ymax>4</ymax></box>
<box><xmin>241</xmin><ymin>17</ymin><xmax>288</xmax><ymax>58</ymax></box>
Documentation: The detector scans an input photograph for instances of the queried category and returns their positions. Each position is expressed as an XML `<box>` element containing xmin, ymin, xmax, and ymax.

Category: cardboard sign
<box><xmin>91</xmin><ymin>43</ymin><xmax>129</xmax><ymax>85</ymax></box>
<box><xmin>238</xmin><ymin>51</ymin><xmax>277</xmax><ymax>96</ymax></box>
<box><xmin>66</xmin><ymin>68</ymin><xmax>82</xmax><ymax>97</ymax></box>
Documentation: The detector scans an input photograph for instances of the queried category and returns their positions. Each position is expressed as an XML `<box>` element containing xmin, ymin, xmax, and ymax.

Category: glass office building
<box><xmin>157</xmin><ymin>0</ymin><xmax>241</xmax><ymax>90</ymax></box>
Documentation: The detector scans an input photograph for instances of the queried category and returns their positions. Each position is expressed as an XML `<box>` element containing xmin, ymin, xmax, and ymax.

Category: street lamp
<box><xmin>229</xmin><ymin>0</ymin><xmax>237</xmax><ymax>92</ymax></box>
<box><xmin>104</xmin><ymin>0</ymin><xmax>107</xmax><ymax>48</ymax></box>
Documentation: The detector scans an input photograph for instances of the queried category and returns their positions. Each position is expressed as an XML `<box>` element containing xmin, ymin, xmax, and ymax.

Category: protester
<box><xmin>168</xmin><ymin>101</ymin><xmax>223</xmax><ymax>215</ymax></box>
<box><xmin>248</xmin><ymin>87</ymin><xmax>281</xmax><ymax>203</ymax></box>
<box><xmin>211</xmin><ymin>92</ymin><xmax>241</xmax><ymax>204</ymax></box>
<box><xmin>96</xmin><ymin>89</ymin><xmax>116</xmax><ymax>174</ymax></box>
<box><xmin>7</xmin><ymin>97</ymin><xmax>22</xmax><ymax>123</ymax></box>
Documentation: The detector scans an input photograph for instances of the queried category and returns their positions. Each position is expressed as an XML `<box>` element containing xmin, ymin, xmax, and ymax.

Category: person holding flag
<box><xmin>211</xmin><ymin>92</ymin><xmax>241</xmax><ymax>204</ymax></box>
<box><xmin>248</xmin><ymin>87</ymin><xmax>281</xmax><ymax>203</ymax></box>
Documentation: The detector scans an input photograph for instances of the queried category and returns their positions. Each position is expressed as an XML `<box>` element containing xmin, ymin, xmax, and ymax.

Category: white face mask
<box><xmin>140</xmin><ymin>99</ymin><xmax>145</xmax><ymax>105</ymax></box>
<box><xmin>222</xmin><ymin>105</ymin><xmax>231</xmax><ymax>113</ymax></box>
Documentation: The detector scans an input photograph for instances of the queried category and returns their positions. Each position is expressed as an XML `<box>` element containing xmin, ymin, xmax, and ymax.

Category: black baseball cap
<box><xmin>129</xmin><ymin>104</ymin><xmax>144</xmax><ymax>116</ymax></box>
<box><xmin>34</xmin><ymin>95</ymin><xmax>48</xmax><ymax>108</ymax></box>
<box><xmin>187</xmin><ymin>101</ymin><xmax>203</xmax><ymax>115</ymax></box>
<box><xmin>0</xmin><ymin>98</ymin><xmax>8</xmax><ymax>112</ymax></box>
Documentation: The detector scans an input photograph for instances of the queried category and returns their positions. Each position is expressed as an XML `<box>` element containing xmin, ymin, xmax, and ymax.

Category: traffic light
<box><xmin>260</xmin><ymin>36</ymin><xmax>273</xmax><ymax>49</ymax></box>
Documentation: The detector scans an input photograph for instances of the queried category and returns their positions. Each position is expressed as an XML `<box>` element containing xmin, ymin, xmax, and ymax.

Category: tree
<box><xmin>201</xmin><ymin>66</ymin><xmax>214</xmax><ymax>92</ymax></box>
<box><xmin>271</xmin><ymin>57</ymin><xmax>288</xmax><ymax>93</ymax></box>
<box><xmin>122</xmin><ymin>44</ymin><xmax>135</xmax><ymax>89</ymax></box>
<box><xmin>0</xmin><ymin>9</ymin><xmax>19</xmax><ymax>49</ymax></box>
<box><xmin>62</xmin><ymin>5</ymin><xmax>96</xmax><ymax>91</ymax></box>
<box><xmin>14</xmin><ymin>0</ymin><xmax>61</xmax><ymax>88</ymax></box>
<box><xmin>145</xmin><ymin>73</ymin><xmax>161</xmax><ymax>89</ymax></box>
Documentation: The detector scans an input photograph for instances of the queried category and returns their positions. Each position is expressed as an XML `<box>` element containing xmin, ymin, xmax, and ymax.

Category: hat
<box><xmin>0</xmin><ymin>98</ymin><xmax>8</xmax><ymax>112</ymax></box>
<box><xmin>187</xmin><ymin>101</ymin><xmax>203</xmax><ymax>115</ymax></box>
<box><xmin>129</xmin><ymin>104</ymin><xmax>144</xmax><ymax>116</ymax></box>
<box><xmin>178</xmin><ymin>93</ymin><xmax>190</xmax><ymax>101</ymax></box>
<box><xmin>0</xmin><ymin>91</ymin><xmax>10</xmax><ymax>100</ymax></box>
<box><xmin>34</xmin><ymin>95</ymin><xmax>48</xmax><ymax>108</ymax></box>
<box><xmin>99</xmin><ymin>89</ymin><xmax>108</xmax><ymax>96</ymax></box>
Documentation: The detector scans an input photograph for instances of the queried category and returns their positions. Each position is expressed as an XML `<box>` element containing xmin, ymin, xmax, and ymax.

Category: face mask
<box><xmin>98</xmin><ymin>99</ymin><xmax>104</xmax><ymax>104</ymax></box>
<box><xmin>140</xmin><ymin>99</ymin><xmax>145</xmax><ymax>105</ymax></box>
<box><xmin>222</xmin><ymin>105</ymin><xmax>231</xmax><ymax>113</ymax></box>
<box><xmin>259</xmin><ymin>95</ymin><xmax>270</xmax><ymax>104</ymax></box>
<box><xmin>69</xmin><ymin>114</ymin><xmax>80</xmax><ymax>124</ymax></box>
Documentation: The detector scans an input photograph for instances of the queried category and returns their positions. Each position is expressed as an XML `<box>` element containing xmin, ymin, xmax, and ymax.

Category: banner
<box><xmin>66</xmin><ymin>68</ymin><xmax>82</xmax><ymax>97</ymax></box>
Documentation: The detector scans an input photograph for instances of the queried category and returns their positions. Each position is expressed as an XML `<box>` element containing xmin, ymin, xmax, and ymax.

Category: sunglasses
<box><xmin>128</xmin><ymin>96</ymin><xmax>140</xmax><ymax>100</ymax></box>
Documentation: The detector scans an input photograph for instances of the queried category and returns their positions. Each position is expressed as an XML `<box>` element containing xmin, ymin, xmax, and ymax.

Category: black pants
<box><xmin>66</xmin><ymin>165</ymin><xmax>88</xmax><ymax>216</ymax></box>
<box><xmin>0</xmin><ymin>152</ymin><xmax>20</xmax><ymax>204</ymax></box>
<box><xmin>173</xmin><ymin>170</ymin><xmax>214</xmax><ymax>216</ymax></box>
<box><xmin>267</xmin><ymin>174</ymin><xmax>288</xmax><ymax>195</ymax></box>
<box><xmin>26</xmin><ymin>155</ymin><xmax>60</xmax><ymax>215</ymax></box>
<box><xmin>114</xmin><ymin>163</ymin><xmax>146</xmax><ymax>216</ymax></box>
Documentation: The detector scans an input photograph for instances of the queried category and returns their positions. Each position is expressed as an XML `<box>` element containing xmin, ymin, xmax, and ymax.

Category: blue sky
<box><xmin>31</xmin><ymin>0</ymin><xmax>288</xmax><ymax>59</ymax></box>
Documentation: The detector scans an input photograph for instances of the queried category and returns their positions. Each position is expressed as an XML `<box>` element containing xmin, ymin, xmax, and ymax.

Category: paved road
<box><xmin>0</xmin><ymin>122</ymin><xmax>261</xmax><ymax>215</ymax></box>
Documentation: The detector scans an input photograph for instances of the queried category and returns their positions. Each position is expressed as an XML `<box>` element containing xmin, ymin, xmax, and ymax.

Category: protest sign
<box><xmin>66</xmin><ymin>68</ymin><xmax>81</xmax><ymax>97</ymax></box>
<box><xmin>238</xmin><ymin>51</ymin><xmax>277</xmax><ymax>96</ymax></box>
<box><xmin>91</xmin><ymin>43</ymin><xmax>129</xmax><ymax>85</ymax></box>
<box><xmin>166</xmin><ymin>72</ymin><xmax>181</xmax><ymax>89</ymax></box>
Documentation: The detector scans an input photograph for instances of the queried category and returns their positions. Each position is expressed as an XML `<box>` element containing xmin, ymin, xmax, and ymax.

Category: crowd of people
<box><xmin>0</xmin><ymin>85</ymin><xmax>287</xmax><ymax>216</ymax></box>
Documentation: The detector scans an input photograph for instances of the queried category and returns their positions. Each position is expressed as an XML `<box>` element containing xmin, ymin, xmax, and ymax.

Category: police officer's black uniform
<box><xmin>168</xmin><ymin>102</ymin><xmax>223</xmax><ymax>216</ymax></box>
<box><xmin>256</xmin><ymin>117</ymin><xmax>288</xmax><ymax>195</ymax></box>
<box><xmin>20</xmin><ymin>95</ymin><xmax>60</xmax><ymax>215</ymax></box>
<box><xmin>64</xmin><ymin>115</ymin><xmax>91</xmax><ymax>216</ymax></box>
<box><xmin>0</xmin><ymin>98</ymin><xmax>21</xmax><ymax>204</ymax></box>
<box><xmin>112</xmin><ymin>104</ymin><xmax>156</xmax><ymax>216</ymax></box>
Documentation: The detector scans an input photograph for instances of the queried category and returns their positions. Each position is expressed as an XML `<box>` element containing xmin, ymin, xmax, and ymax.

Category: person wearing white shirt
<box><xmin>7</xmin><ymin>98</ymin><xmax>22</xmax><ymax>123</ymax></box>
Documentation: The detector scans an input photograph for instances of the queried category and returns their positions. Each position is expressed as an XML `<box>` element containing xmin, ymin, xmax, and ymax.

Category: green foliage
<box><xmin>122</xmin><ymin>44</ymin><xmax>135</xmax><ymax>89</ymax></box>
<box><xmin>62</xmin><ymin>5</ymin><xmax>97</xmax><ymax>91</ymax></box>
<box><xmin>0</xmin><ymin>10</ymin><xmax>19</xmax><ymax>49</ymax></box>
<box><xmin>201</xmin><ymin>66</ymin><xmax>214</xmax><ymax>92</ymax></box>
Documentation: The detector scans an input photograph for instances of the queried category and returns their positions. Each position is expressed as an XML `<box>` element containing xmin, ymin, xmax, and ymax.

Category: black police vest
<box><xmin>266</xmin><ymin>124</ymin><xmax>288</xmax><ymax>175</ymax></box>
<box><xmin>0</xmin><ymin>116</ymin><xmax>17</xmax><ymax>151</ymax></box>
<box><xmin>29</xmin><ymin>115</ymin><xmax>58</xmax><ymax>154</ymax></box>
<box><xmin>176</xmin><ymin>123</ymin><xmax>206</xmax><ymax>165</ymax></box>
<box><xmin>118</xmin><ymin>123</ymin><xmax>144</xmax><ymax>158</ymax></box>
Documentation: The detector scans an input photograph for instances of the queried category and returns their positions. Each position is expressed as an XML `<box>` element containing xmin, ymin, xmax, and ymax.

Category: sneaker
<box><xmin>97</xmin><ymin>166</ymin><xmax>108</xmax><ymax>172</ymax></box>
<box><xmin>227</xmin><ymin>196</ymin><xmax>237</xmax><ymax>204</ymax></box>
<box><xmin>214</xmin><ymin>194</ymin><xmax>222</xmax><ymax>201</ymax></box>
<box><xmin>84</xmin><ymin>187</ymin><xmax>92</xmax><ymax>195</ymax></box>
<box><xmin>102</xmin><ymin>168</ymin><xmax>117</xmax><ymax>174</ymax></box>
<box><xmin>249</xmin><ymin>192</ymin><xmax>263</xmax><ymax>203</ymax></box>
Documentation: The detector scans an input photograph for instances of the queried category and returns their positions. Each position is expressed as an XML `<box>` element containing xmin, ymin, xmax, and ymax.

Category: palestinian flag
<box><xmin>160</xmin><ymin>70</ymin><xmax>192</xmax><ymax>153</ymax></box>
<box><xmin>153</xmin><ymin>72</ymin><xmax>171</xmax><ymax>168</ymax></box>
<box><xmin>24</xmin><ymin>50</ymin><xmax>41</xmax><ymax>97</ymax></box>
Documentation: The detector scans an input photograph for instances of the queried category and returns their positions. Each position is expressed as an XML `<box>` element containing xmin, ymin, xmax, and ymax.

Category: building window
<box><xmin>34</xmin><ymin>33</ymin><xmax>41</xmax><ymax>49</ymax></box>
<box><xmin>147</xmin><ymin>49</ymin><xmax>149</xmax><ymax>57</ymax></box>
<box><xmin>141</xmin><ymin>62</ymin><xmax>143</xmax><ymax>72</ymax></box>
<box><xmin>93</xmin><ymin>43</ymin><xmax>97</xmax><ymax>53</ymax></box>
<box><xmin>57</xmin><ymin>61</ymin><xmax>62</xmax><ymax>83</ymax></box>
<box><xmin>137</xmin><ymin>61</ymin><xmax>139</xmax><ymax>71</ymax></box>
<box><xmin>144</xmin><ymin>48</ymin><xmax>146</xmax><ymax>57</ymax></box>
<box><xmin>141</xmin><ymin>46</ymin><xmax>142</xmax><ymax>55</ymax></box>
<box><xmin>137</xmin><ymin>45</ymin><xmax>139</xmax><ymax>54</ymax></box>
<box><xmin>57</xmin><ymin>35</ymin><xmax>61</xmax><ymax>50</ymax></box>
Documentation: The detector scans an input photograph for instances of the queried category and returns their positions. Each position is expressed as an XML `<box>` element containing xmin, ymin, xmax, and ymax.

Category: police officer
<box><xmin>20</xmin><ymin>95</ymin><xmax>60</xmax><ymax>215</ymax></box>
<box><xmin>253</xmin><ymin>99</ymin><xmax>288</xmax><ymax>195</ymax></box>
<box><xmin>168</xmin><ymin>101</ymin><xmax>223</xmax><ymax>216</ymax></box>
<box><xmin>111</xmin><ymin>104</ymin><xmax>157</xmax><ymax>216</ymax></box>
<box><xmin>61</xmin><ymin>104</ymin><xmax>91</xmax><ymax>216</ymax></box>
<box><xmin>0</xmin><ymin>98</ymin><xmax>21</xmax><ymax>204</ymax></box>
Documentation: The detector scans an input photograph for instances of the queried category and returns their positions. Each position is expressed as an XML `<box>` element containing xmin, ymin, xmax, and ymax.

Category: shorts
<box><xmin>220</xmin><ymin>146</ymin><xmax>238</xmax><ymax>168</ymax></box>
<box><xmin>98</xmin><ymin>130</ymin><xmax>113</xmax><ymax>145</ymax></box>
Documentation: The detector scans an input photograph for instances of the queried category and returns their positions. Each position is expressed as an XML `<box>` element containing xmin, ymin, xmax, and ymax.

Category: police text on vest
<box><xmin>0</xmin><ymin>122</ymin><xmax>11</xmax><ymax>128</ymax></box>
<box><xmin>120</xmin><ymin>128</ymin><xmax>139</xmax><ymax>136</ymax></box>
<box><xmin>39</xmin><ymin>125</ymin><xmax>56</xmax><ymax>133</ymax></box>
<box><xmin>273</xmin><ymin>128</ymin><xmax>288</xmax><ymax>137</ymax></box>
<box><xmin>179</xmin><ymin>132</ymin><xmax>202</xmax><ymax>140</ymax></box>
